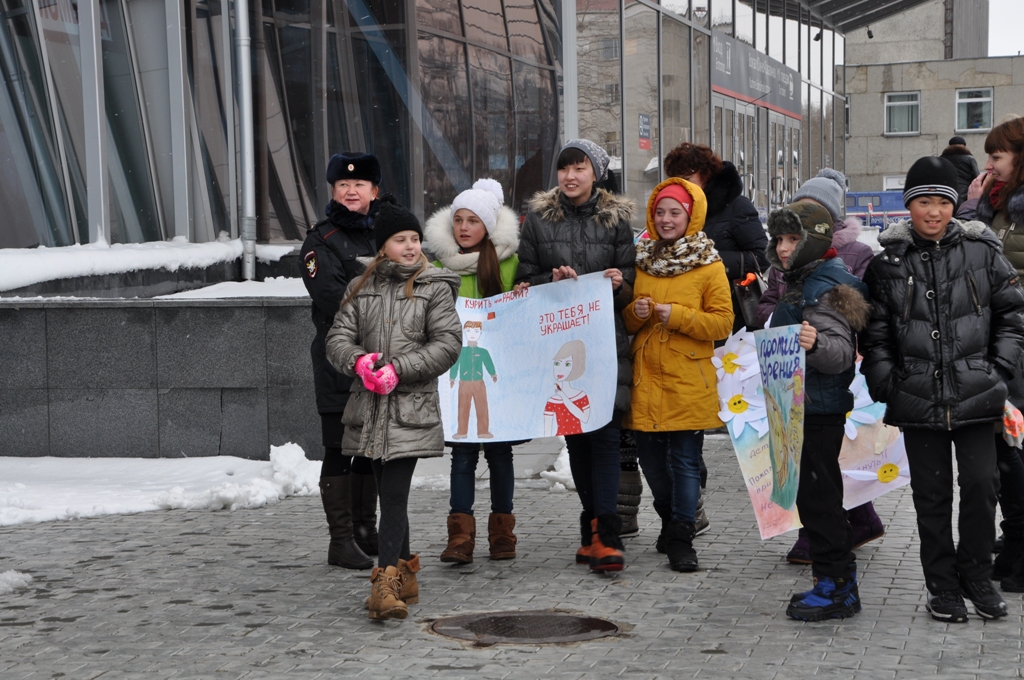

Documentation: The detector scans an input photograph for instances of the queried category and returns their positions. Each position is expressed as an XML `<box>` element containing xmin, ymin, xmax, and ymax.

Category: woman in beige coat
<box><xmin>326</xmin><ymin>197</ymin><xmax>462</xmax><ymax>620</ymax></box>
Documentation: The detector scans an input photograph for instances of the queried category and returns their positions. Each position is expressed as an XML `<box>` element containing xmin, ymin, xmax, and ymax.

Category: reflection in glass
<box><xmin>469</xmin><ymin>47</ymin><xmax>513</xmax><ymax>190</ymax></box>
<box><xmin>0</xmin><ymin>8</ymin><xmax>75</xmax><ymax>247</ymax></box>
<box><xmin>624</xmin><ymin>4</ymin><xmax>658</xmax><ymax>225</ymax></box>
<box><xmin>358</xmin><ymin>0</ymin><xmax>405</xmax><ymax>27</ymax></box>
<box><xmin>709</xmin><ymin>0</ymin><xmax>729</xmax><ymax>32</ymax></box>
<box><xmin>576</xmin><ymin>0</ymin><xmax>622</xmax><ymax>187</ymax></box>
<box><xmin>810</xmin><ymin>21</ymin><xmax>821</xmax><ymax>86</ymax></box>
<box><xmin>833</xmin><ymin>94</ymin><xmax>844</xmax><ymax>175</ymax></box>
<box><xmin>325</xmin><ymin>32</ymin><xmax>350</xmax><ymax>153</ymax></box>
<box><xmin>418</xmin><ymin>32</ymin><xmax>471</xmax><ymax>215</ymax></box>
<box><xmin>784</xmin><ymin>18</ymin><xmax>798</xmax><ymax>68</ymax></box>
<box><xmin>835</xmin><ymin>34</ymin><xmax>845</xmax><ymax>95</ymax></box>
<box><xmin>823</xmin><ymin>30</ymin><xmax>833</xmax><ymax>93</ymax></box>
<box><xmin>663</xmin><ymin>0</ymin><xmax>689</xmax><ymax>20</ymax></box>
<box><xmin>415</xmin><ymin>0</ymin><xmax>462</xmax><ymax>35</ymax></box>
<box><xmin>822</xmin><ymin>92</ymin><xmax>833</xmax><ymax>169</ymax></box>
<box><xmin>463</xmin><ymin>0</ymin><xmax>509</xmax><ymax>51</ymax></box>
<box><xmin>691</xmin><ymin>0</ymin><xmax>709</xmax><ymax>26</ymax></box>
<box><xmin>810</xmin><ymin>86</ymin><xmax>822</xmax><ymax>177</ymax></box>
<box><xmin>734</xmin><ymin>0</ymin><xmax>752</xmax><ymax>46</ymax></box>
<box><xmin>277</xmin><ymin>26</ymin><xmax>315</xmax><ymax>196</ymax></box>
<box><xmin>661</xmin><ymin>16</ymin><xmax>690</xmax><ymax>153</ymax></box>
<box><xmin>768</xmin><ymin>12</ymin><xmax>783</xmax><ymax>63</ymax></box>
<box><xmin>511</xmin><ymin>60</ymin><xmax>556</xmax><ymax>211</ymax></box>
<box><xmin>693</xmin><ymin>30</ymin><xmax>710</xmax><ymax>146</ymax></box>
<box><xmin>505</xmin><ymin>0</ymin><xmax>547</xmax><ymax>61</ymax></box>
<box><xmin>754</xmin><ymin>1</ymin><xmax>766</xmax><ymax>53</ymax></box>
<box><xmin>192</xmin><ymin>2</ymin><xmax>232</xmax><ymax>238</ymax></box>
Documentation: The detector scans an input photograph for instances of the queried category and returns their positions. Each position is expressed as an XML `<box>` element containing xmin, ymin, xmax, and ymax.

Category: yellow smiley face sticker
<box><xmin>877</xmin><ymin>463</ymin><xmax>900</xmax><ymax>483</ymax></box>
<box><xmin>727</xmin><ymin>395</ymin><xmax>749</xmax><ymax>414</ymax></box>
<box><xmin>721</xmin><ymin>352</ymin><xmax>740</xmax><ymax>374</ymax></box>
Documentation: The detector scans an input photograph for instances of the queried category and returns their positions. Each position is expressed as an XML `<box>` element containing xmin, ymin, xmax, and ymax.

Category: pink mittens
<box><xmin>366</xmin><ymin>364</ymin><xmax>399</xmax><ymax>395</ymax></box>
<box><xmin>354</xmin><ymin>353</ymin><xmax>380</xmax><ymax>385</ymax></box>
<box><xmin>354</xmin><ymin>353</ymin><xmax>398</xmax><ymax>395</ymax></box>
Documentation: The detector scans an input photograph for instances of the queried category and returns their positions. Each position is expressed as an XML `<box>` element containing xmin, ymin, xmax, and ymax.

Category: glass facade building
<box><xmin>0</xmin><ymin>0</ymin><xmax>855</xmax><ymax>250</ymax></box>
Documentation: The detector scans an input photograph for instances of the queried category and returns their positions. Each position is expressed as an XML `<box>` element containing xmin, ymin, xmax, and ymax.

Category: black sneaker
<box><xmin>960</xmin><ymin>578</ymin><xmax>1008</xmax><ymax>619</ymax></box>
<box><xmin>926</xmin><ymin>590</ymin><xmax>969</xmax><ymax>622</ymax></box>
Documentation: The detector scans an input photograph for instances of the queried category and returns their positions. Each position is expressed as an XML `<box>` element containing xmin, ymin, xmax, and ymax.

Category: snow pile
<box><xmin>539</xmin><ymin>439</ymin><xmax>574</xmax><ymax>491</ymax></box>
<box><xmin>0</xmin><ymin>443</ymin><xmax>319</xmax><ymax>526</ymax></box>
<box><xmin>0</xmin><ymin>238</ymin><xmax>297</xmax><ymax>292</ymax></box>
<box><xmin>155</xmin><ymin>443</ymin><xmax>320</xmax><ymax>511</ymax></box>
<box><xmin>0</xmin><ymin>570</ymin><xmax>33</xmax><ymax>595</ymax></box>
<box><xmin>157</xmin><ymin>277</ymin><xmax>308</xmax><ymax>299</ymax></box>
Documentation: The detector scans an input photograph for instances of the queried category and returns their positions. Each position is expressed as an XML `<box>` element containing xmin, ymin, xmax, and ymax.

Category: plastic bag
<box><xmin>1003</xmin><ymin>400</ymin><xmax>1024</xmax><ymax>448</ymax></box>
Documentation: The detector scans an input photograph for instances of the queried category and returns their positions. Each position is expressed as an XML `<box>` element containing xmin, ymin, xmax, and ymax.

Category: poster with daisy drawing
<box><xmin>837</xmin><ymin>367</ymin><xmax>910</xmax><ymax>508</ymax></box>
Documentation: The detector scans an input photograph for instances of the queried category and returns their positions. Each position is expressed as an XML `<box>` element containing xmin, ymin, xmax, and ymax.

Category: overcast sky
<box><xmin>989</xmin><ymin>0</ymin><xmax>1024</xmax><ymax>56</ymax></box>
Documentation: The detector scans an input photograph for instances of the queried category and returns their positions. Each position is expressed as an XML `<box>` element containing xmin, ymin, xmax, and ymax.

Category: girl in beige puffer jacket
<box><xmin>326</xmin><ymin>197</ymin><xmax>462</xmax><ymax>620</ymax></box>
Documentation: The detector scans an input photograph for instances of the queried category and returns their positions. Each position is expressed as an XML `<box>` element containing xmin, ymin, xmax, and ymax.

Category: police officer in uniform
<box><xmin>301</xmin><ymin>152</ymin><xmax>383</xmax><ymax>569</ymax></box>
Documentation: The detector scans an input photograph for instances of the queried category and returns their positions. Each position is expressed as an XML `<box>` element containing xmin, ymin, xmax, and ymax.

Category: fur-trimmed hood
<box><xmin>423</xmin><ymin>203</ymin><xmax>520</xmax><ymax>275</ymax></box>
<box><xmin>824</xmin><ymin>283</ymin><xmax>871</xmax><ymax>332</ymax></box>
<box><xmin>527</xmin><ymin>187</ymin><xmax>634</xmax><ymax>229</ymax></box>
<box><xmin>878</xmin><ymin>217</ymin><xmax>1000</xmax><ymax>250</ymax></box>
<box><xmin>941</xmin><ymin>144</ymin><xmax>974</xmax><ymax>158</ymax></box>
<box><xmin>831</xmin><ymin>216</ymin><xmax>863</xmax><ymax>249</ymax></box>
<box><xmin>703</xmin><ymin>161</ymin><xmax>744</xmax><ymax>219</ymax></box>
<box><xmin>975</xmin><ymin>184</ymin><xmax>1024</xmax><ymax>227</ymax></box>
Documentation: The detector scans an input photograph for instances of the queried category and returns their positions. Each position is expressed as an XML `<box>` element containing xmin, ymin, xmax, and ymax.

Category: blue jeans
<box><xmin>566</xmin><ymin>424</ymin><xmax>621</xmax><ymax>517</ymax></box>
<box><xmin>449</xmin><ymin>443</ymin><xmax>515</xmax><ymax>515</ymax></box>
<box><xmin>634</xmin><ymin>430</ymin><xmax>704</xmax><ymax>523</ymax></box>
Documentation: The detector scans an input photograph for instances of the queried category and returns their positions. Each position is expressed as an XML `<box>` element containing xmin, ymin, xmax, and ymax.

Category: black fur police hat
<box><xmin>373</xmin><ymin>195</ymin><xmax>422</xmax><ymax>250</ymax></box>
<box><xmin>326</xmin><ymin>152</ymin><xmax>382</xmax><ymax>185</ymax></box>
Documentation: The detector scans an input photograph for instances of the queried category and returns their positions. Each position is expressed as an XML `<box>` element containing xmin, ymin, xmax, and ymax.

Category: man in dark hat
<box><xmin>940</xmin><ymin>135</ymin><xmax>981</xmax><ymax>205</ymax></box>
<box><xmin>300</xmin><ymin>152</ymin><xmax>384</xmax><ymax>570</ymax></box>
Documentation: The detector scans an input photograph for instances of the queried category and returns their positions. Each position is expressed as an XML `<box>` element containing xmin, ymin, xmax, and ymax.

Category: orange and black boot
<box><xmin>589</xmin><ymin>514</ymin><xmax>625</xmax><ymax>572</ymax></box>
<box><xmin>576</xmin><ymin>512</ymin><xmax>592</xmax><ymax>564</ymax></box>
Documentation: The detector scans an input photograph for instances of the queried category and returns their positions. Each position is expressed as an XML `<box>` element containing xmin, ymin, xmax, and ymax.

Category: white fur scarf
<box><xmin>423</xmin><ymin>204</ymin><xmax>520</xmax><ymax>275</ymax></box>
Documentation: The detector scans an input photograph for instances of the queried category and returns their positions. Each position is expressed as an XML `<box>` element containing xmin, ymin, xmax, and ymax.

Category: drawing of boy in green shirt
<box><xmin>450</xmin><ymin>320</ymin><xmax>498</xmax><ymax>439</ymax></box>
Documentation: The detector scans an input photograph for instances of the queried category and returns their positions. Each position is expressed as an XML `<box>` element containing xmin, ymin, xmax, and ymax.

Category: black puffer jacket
<box><xmin>859</xmin><ymin>219</ymin><xmax>1024</xmax><ymax>430</ymax></box>
<box><xmin>940</xmin><ymin>145</ymin><xmax>980</xmax><ymax>205</ymax></box>
<box><xmin>300</xmin><ymin>200</ymin><xmax>379</xmax><ymax>413</ymax></box>
<box><xmin>516</xmin><ymin>187</ymin><xmax>636</xmax><ymax>415</ymax></box>
<box><xmin>701</xmin><ymin>161</ymin><xmax>770</xmax><ymax>332</ymax></box>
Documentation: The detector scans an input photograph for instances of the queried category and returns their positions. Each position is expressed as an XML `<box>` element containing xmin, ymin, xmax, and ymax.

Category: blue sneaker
<box><xmin>790</xmin><ymin>563</ymin><xmax>860</xmax><ymax>607</ymax></box>
<box><xmin>787</xmin><ymin>575</ymin><xmax>860</xmax><ymax>621</ymax></box>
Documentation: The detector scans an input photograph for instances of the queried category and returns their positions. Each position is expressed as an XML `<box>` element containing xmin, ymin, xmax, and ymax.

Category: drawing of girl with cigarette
<box><xmin>544</xmin><ymin>339</ymin><xmax>591</xmax><ymax>436</ymax></box>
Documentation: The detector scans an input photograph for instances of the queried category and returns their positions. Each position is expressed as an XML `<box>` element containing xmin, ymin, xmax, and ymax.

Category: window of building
<box><xmin>956</xmin><ymin>88</ymin><xmax>993</xmax><ymax>132</ymax></box>
<box><xmin>884</xmin><ymin>92</ymin><xmax>920</xmax><ymax>135</ymax></box>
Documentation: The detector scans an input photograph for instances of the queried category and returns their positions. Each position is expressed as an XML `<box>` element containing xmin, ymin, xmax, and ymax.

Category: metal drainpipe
<box><xmin>236</xmin><ymin>0</ymin><xmax>257</xmax><ymax>280</ymax></box>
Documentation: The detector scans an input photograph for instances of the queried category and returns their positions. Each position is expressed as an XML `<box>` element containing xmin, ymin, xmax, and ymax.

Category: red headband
<box><xmin>653</xmin><ymin>184</ymin><xmax>693</xmax><ymax>216</ymax></box>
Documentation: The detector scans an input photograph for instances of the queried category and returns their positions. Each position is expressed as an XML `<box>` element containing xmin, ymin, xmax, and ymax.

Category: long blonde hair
<box><xmin>341</xmin><ymin>250</ymin><xmax>431</xmax><ymax>308</ymax></box>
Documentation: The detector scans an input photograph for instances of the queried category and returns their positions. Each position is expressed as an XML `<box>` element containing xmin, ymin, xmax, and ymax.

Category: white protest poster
<box><xmin>438</xmin><ymin>272</ymin><xmax>617</xmax><ymax>443</ymax></box>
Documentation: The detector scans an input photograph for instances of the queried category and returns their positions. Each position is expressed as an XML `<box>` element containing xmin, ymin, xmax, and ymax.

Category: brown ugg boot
<box><xmin>396</xmin><ymin>554</ymin><xmax>421</xmax><ymax>604</ymax></box>
<box><xmin>367</xmin><ymin>566</ymin><xmax>407</xmax><ymax>620</ymax></box>
<box><xmin>439</xmin><ymin>513</ymin><xmax>476</xmax><ymax>563</ymax></box>
<box><xmin>488</xmin><ymin>513</ymin><xmax>517</xmax><ymax>560</ymax></box>
<box><xmin>319</xmin><ymin>477</ymin><xmax>373</xmax><ymax>570</ymax></box>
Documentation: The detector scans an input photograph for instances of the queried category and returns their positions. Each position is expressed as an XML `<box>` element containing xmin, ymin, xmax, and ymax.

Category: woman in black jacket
<box><xmin>940</xmin><ymin>136</ymin><xmax>980</xmax><ymax>205</ymax></box>
<box><xmin>664</xmin><ymin>143</ymin><xmax>769</xmax><ymax>333</ymax></box>
<box><xmin>300</xmin><ymin>152</ymin><xmax>383</xmax><ymax>570</ymax></box>
<box><xmin>860</xmin><ymin>156</ymin><xmax>1024</xmax><ymax>623</ymax></box>
<box><xmin>516</xmin><ymin>139</ymin><xmax>636</xmax><ymax>572</ymax></box>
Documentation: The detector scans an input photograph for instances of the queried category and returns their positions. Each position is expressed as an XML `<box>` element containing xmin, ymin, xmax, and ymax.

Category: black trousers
<box><xmin>795</xmin><ymin>414</ymin><xmax>854</xmax><ymax>579</ymax></box>
<box><xmin>904</xmin><ymin>423</ymin><xmax>998</xmax><ymax>592</ymax></box>
<box><xmin>995</xmin><ymin>434</ymin><xmax>1024</xmax><ymax>539</ymax></box>
<box><xmin>371</xmin><ymin>457</ymin><xmax>418</xmax><ymax>568</ymax></box>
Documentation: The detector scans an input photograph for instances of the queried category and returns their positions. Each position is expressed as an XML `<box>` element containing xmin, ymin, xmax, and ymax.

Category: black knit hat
<box><xmin>326</xmin><ymin>152</ymin><xmax>382</xmax><ymax>185</ymax></box>
<box><xmin>373</xmin><ymin>196</ymin><xmax>422</xmax><ymax>250</ymax></box>
<box><xmin>765</xmin><ymin>202</ymin><xmax>834</xmax><ymax>271</ymax></box>
<box><xmin>949</xmin><ymin>135</ymin><xmax>967</xmax><ymax>146</ymax></box>
<box><xmin>903</xmin><ymin>156</ymin><xmax>960</xmax><ymax>208</ymax></box>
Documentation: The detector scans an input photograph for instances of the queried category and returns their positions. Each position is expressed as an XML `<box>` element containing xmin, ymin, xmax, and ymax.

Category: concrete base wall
<box><xmin>0</xmin><ymin>298</ymin><xmax>321</xmax><ymax>460</ymax></box>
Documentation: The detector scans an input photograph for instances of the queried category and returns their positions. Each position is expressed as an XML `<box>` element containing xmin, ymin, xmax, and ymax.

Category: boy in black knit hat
<box><xmin>860</xmin><ymin>156</ymin><xmax>1024</xmax><ymax>622</ymax></box>
<box><xmin>765</xmin><ymin>202</ymin><xmax>872</xmax><ymax>621</ymax></box>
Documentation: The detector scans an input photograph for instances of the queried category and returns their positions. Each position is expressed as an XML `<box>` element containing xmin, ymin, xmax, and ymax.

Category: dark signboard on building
<box><xmin>638</xmin><ymin>113</ymin><xmax>651</xmax><ymax>150</ymax></box>
<box><xmin>711</xmin><ymin>30</ymin><xmax>802</xmax><ymax>120</ymax></box>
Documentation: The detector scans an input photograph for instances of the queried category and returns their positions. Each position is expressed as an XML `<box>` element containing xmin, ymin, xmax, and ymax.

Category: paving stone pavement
<box><xmin>2</xmin><ymin>435</ymin><xmax>1022</xmax><ymax>679</ymax></box>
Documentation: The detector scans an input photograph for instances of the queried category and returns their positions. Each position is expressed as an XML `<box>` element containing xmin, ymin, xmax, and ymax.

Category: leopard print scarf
<box><xmin>635</xmin><ymin>233</ymin><xmax>721</xmax><ymax>277</ymax></box>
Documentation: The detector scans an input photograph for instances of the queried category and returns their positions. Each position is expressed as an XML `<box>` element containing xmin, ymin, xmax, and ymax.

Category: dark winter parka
<box><xmin>958</xmin><ymin>184</ymin><xmax>1024</xmax><ymax>276</ymax></box>
<box><xmin>300</xmin><ymin>200</ymin><xmax>379</xmax><ymax>413</ymax></box>
<box><xmin>770</xmin><ymin>257</ymin><xmax>871</xmax><ymax>416</ymax></box>
<box><xmin>701</xmin><ymin>161</ymin><xmax>770</xmax><ymax>332</ymax></box>
<box><xmin>940</xmin><ymin>145</ymin><xmax>980</xmax><ymax>205</ymax></box>
<box><xmin>516</xmin><ymin>187</ymin><xmax>636</xmax><ymax>414</ymax></box>
<box><xmin>859</xmin><ymin>219</ymin><xmax>1024</xmax><ymax>430</ymax></box>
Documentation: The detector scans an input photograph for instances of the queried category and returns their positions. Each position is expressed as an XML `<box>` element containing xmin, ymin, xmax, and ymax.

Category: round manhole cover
<box><xmin>430</xmin><ymin>611</ymin><xmax>620</xmax><ymax>645</ymax></box>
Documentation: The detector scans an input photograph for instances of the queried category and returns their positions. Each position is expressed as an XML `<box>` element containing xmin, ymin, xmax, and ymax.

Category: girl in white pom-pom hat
<box><xmin>423</xmin><ymin>178</ymin><xmax>522</xmax><ymax>565</ymax></box>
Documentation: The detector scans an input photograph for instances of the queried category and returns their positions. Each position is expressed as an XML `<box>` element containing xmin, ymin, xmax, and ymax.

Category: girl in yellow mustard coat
<box><xmin>623</xmin><ymin>177</ymin><xmax>734</xmax><ymax>572</ymax></box>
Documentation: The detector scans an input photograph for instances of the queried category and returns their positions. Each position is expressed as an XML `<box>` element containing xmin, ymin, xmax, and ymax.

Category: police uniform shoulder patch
<box><xmin>304</xmin><ymin>251</ymin><xmax>318</xmax><ymax>278</ymax></box>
